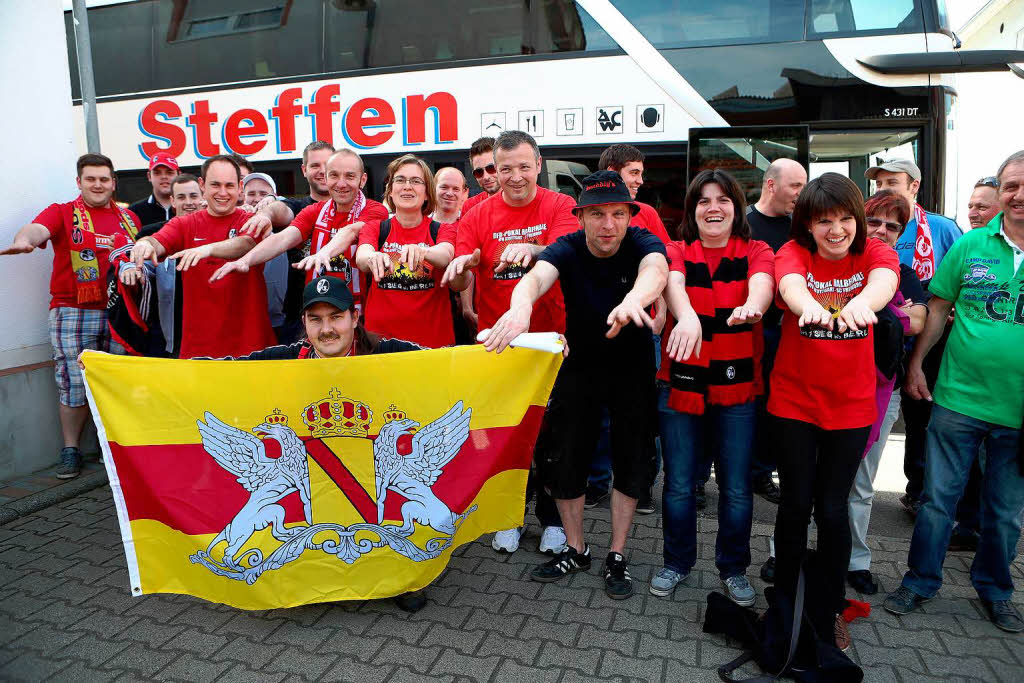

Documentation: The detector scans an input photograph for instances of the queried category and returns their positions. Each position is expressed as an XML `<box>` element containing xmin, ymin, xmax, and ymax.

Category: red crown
<box><xmin>302</xmin><ymin>388</ymin><xmax>372</xmax><ymax>438</ymax></box>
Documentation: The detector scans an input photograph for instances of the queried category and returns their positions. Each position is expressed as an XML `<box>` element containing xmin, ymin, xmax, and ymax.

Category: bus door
<box><xmin>687</xmin><ymin>125</ymin><xmax>810</xmax><ymax>207</ymax></box>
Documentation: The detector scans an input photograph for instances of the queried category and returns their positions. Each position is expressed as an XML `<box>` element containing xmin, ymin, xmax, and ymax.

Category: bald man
<box><xmin>747</xmin><ymin>158</ymin><xmax>807</xmax><ymax>507</ymax></box>
<box><xmin>432</xmin><ymin>167</ymin><xmax>469</xmax><ymax>224</ymax></box>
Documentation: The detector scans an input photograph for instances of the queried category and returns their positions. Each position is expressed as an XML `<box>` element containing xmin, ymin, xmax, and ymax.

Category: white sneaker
<box><xmin>538</xmin><ymin>526</ymin><xmax>567</xmax><ymax>555</ymax></box>
<box><xmin>492</xmin><ymin>527</ymin><xmax>523</xmax><ymax>553</ymax></box>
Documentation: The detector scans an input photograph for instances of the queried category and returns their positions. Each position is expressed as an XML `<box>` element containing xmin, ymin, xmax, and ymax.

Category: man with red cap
<box><xmin>130</xmin><ymin>153</ymin><xmax>180</xmax><ymax>226</ymax></box>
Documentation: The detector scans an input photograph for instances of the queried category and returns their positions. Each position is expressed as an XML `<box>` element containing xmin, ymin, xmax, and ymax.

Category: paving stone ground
<box><xmin>1</xmin><ymin>483</ymin><xmax>1022</xmax><ymax>682</ymax></box>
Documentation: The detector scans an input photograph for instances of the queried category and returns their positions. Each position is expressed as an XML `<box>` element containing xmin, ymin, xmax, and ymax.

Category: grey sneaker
<box><xmin>649</xmin><ymin>567</ymin><xmax>688</xmax><ymax>597</ymax></box>
<box><xmin>56</xmin><ymin>447</ymin><xmax>82</xmax><ymax>480</ymax></box>
<box><xmin>723</xmin><ymin>574</ymin><xmax>756</xmax><ymax>607</ymax></box>
<box><xmin>883</xmin><ymin>585</ymin><xmax>929</xmax><ymax>615</ymax></box>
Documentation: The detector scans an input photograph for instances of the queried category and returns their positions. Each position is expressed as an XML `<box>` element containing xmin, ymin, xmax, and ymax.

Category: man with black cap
<box><xmin>865</xmin><ymin>158</ymin><xmax>962</xmax><ymax>516</ymax></box>
<box><xmin>231</xmin><ymin>275</ymin><xmax>423</xmax><ymax>361</ymax></box>
<box><xmin>484</xmin><ymin>170</ymin><xmax>668</xmax><ymax>599</ymax></box>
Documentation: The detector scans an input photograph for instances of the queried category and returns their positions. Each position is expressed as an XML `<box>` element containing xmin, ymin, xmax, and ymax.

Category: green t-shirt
<box><xmin>930</xmin><ymin>214</ymin><xmax>1024</xmax><ymax>427</ymax></box>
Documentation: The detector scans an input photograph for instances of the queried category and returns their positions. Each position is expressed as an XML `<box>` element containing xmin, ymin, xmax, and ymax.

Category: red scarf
<box><xmin>666</xmin><ymin>236</ymin><xmax>763</xmax><ymax>415</ymax></box>
<box><xmin>61</xmin><ymin>196</ymin><xmax>138</xmax><ymax>305</ymax></box>
<box><xmin>912</xmin><ymin>203</ymin><xmax>935</xmax><ymax>280</ymax></box>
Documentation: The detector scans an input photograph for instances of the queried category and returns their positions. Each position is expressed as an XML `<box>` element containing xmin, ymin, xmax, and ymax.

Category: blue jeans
<box><xmin>902</xmin><ymin>404</ymin><xmax>1024</xmax><ymax>602</ymax></box>
<box><xmin>658</xmin><ymin>387</ymin><xmax>754</xmax><ymax>578</ymax></box>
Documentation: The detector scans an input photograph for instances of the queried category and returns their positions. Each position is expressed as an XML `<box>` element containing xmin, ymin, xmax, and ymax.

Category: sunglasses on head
<box><xmin>866</xmin><ymin>217</ymin><xmax>903</xmax><ymax>232</ymax></box>
<box><xmin>977</xmin><ymin>176</ymin><xmax>998</xmax><ymax>188</ymax></box>
<box><xmin>472</xmin><ymin>164</ymin><xmax>496</xmax><ymax>179</ymax></box>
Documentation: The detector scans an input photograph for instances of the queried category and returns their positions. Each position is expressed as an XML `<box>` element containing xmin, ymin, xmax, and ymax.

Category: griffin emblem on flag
<box><xmin>190</xmin><ymin>390</ymin><xmax>474</xmax><ymax>585</ymax></box>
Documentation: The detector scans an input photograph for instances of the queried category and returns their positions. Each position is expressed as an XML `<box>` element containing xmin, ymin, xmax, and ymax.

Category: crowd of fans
<box><xmin>3</xmin><ymin>131</ymin><xmax>1022</xmax><ymax>654</ymax></box>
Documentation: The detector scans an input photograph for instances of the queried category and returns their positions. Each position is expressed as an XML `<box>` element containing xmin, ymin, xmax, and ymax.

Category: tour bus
<box><xmin>65</xmin><ymin>0</ymin><xmax>1012</xmax><ymax>233</ymax></box>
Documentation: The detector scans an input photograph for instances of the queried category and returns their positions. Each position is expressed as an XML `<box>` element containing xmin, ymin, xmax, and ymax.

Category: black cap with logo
<box><xmin>302</xmin><ymin>276</ymin><xmax>354</xmax><ymax>313</ymax></box>
<box><xmin>573</xmin><ymin>170</ymin><xmax>640</xmax><ymax>216</ymax></box>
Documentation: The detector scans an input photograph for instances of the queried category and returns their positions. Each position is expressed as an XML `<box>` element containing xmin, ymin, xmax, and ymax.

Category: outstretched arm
<box><xmin>0</xmin><ymin>223</ymin><xmax>50</xmax><ymax>255</ymax></box>
<box><xmin>606</xmin><ymin>252</ymin><xmax>668</xmax><ymax>338</ymax></box>
<box><xmin>483</xmin><ymin>260</ymin><xmax>560</xmax><ymax>352</ymax></box>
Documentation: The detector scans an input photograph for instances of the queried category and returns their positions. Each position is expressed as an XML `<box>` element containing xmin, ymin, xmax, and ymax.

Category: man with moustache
<box><xmin>129</xmin><ymin>153</ymin><xmax>179</xmax><ymax>226</ymax></box>
<box><xmin>210</xmin><ymin>149</ymin><xmax>388</xmax><ymax>314</ymax></box>
<box><xmin>1</xmin><ymin>153</ymin><xmax>140</xmax><ymax>478</ymax></box>
<box><xmin>128</xmin><ymin>155</ymin><xmax>276</xmax><ymax>359</ymax></box>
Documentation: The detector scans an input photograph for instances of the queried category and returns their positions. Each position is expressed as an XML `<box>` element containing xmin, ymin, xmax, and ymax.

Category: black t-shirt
<box><xmin>538</xmin><ymin>227</ymin><xmax>666</xmax><ymax>367</ymax></box>
<box><xmin>129</xmin><ymin>196</ymin><xmax>173</xmax><ymax>227</ymax></box>
<box><xmin>746</xmin><ymin>205</ymin><xmax>791</xmax><ymax>253</ymax></box>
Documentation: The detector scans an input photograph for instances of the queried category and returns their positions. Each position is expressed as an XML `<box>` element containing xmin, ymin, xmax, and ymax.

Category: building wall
<box><xmin>0</xmin><ymin>0</ymin><xmax>85</xmax><ymax>478</ymax></box>
<box><xmin>954</xmin><ymin>1</ymin><xmax>1024</xmax><ymax>230</ymax></box>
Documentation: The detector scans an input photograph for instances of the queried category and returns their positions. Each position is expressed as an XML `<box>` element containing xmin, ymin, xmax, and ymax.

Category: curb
<box><xmin>0</xmin><ymin>470</ymin><xmax>109</xmax><ymax>526</ymax></box>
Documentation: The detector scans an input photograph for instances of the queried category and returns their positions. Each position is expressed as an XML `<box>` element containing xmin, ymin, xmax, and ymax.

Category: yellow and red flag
<box><xmin>81</xmin><ymin>346</ymin><xmax>560</xmax><ymax>610</ymax></box>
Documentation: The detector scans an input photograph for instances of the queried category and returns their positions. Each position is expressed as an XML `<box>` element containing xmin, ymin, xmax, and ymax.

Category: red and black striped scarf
<box><xmin>666</xmin><ymin>236</ymin><xmax>764</xmax><ymax>414</ymax></box>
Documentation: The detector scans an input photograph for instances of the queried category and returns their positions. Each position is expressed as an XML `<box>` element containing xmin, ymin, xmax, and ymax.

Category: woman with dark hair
<box><xmin>846</xmin><ymin>189</ymin><xmax>928</xmax><ymax>595</ymax></box>
<box><xmin>769</xmin><ymin>172</ymin><xmax>899</xmax><ymax>650</ymax></box>
<box><xmin>649</xmin><ymin>169</ymin><xmax>775</xmax><ymax>606</ymax></box>
<box><xmin>354</xmin><ymin>154</ymin><xmax>457</xmax><ymax>348</ymax></box>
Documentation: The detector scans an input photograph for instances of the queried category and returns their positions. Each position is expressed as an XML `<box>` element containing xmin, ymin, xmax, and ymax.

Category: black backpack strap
<box><xmin>429</xmin><ymin>220</ymin><xmax>441</xmax><ymax>244</ymax></box>
<box><xmin>718</xmin><ymin>565</ymin><xmax>806</xmax><ymax>682</ymax></box>
<box><xmin>377</xmin><ymin>217</ymin><xmax>392</xmax><ymax>251</ymax></box>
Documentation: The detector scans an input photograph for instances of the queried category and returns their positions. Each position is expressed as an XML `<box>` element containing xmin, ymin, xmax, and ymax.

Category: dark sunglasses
<box><xmin>976</xmin><ymin>176</ymin><xmax>998</xmax><ymax>188</ymax></box>
<box><xmin>472</xmin><ymin>163</ymin><xmax>496</xmax><ymax>179</ymax></box>
<box><xmin>866</xmin><ymin>217</ymin><xmax>903</xmax><ymax>232</ymax></box>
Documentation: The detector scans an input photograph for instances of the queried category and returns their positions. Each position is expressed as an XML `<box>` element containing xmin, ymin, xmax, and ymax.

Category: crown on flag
<box><xmin>302</xmin><ymin>388</ymin><xmax>372</xmax><ymax>438</ymax></box>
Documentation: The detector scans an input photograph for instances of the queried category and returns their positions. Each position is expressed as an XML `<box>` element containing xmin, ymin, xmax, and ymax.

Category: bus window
<box><xmin>608</xmin><ymin>0</ymin><xmax>804</xmax><ymax>48</ymax></box>
<box><xmin>808</xmin><ymin>0</ymin><xmax>923</xmax><ymax>35</ymax></box>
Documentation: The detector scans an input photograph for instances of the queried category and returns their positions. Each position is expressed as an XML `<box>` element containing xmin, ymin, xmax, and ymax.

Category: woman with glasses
<box><xmin>846</xmin><ymin>190</ymin><xmax>928</xmax><ymax>597</ymax></box>
<box><xmin>768</xmin><ymin>173</ymin><xmax>899</xmax><ymax>651</ymax></box>
<box><xmin>967</xmin><ymin>177</ymin><xmax>1001</xmax><ymax>230</ymax></box>
<box><xmin>353</xmin><ymin>154</ymin><xmax>457</xmax><ymax>348</ymax></box>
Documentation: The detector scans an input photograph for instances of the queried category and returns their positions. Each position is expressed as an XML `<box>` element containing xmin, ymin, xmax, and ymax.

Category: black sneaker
<box><xmin>753</xmin><ymin>473</ymin><xmax>781</xmax><ymax>505</ymax></box>
<box><xmin>981</xmin><ymin>599</ymin><xmax>1024</xmax><ymax>633</ymax></box>
<box><xmin>899</xmin><ymin>493</ymin><xmax>921</xmax><ymax>518</ymax></box>
<box><xmin>393</xmin><ymin>590</ymin><xmax>427</xmax><ymax>613</ymax></box>
<box><xmin>948</xmin><ymin>527</ymin><xmax>979</xmax><ymax>552</ymax></box>
<box><xmin>760</xmin><ymin>557</ymin><xmax>776</xmax><ymax>583</ymax></box>
<box><xmin>584</xmin><ymin>486</ymin><xmax>608</xmax><ymax>510</ymax></box>
<box><xmin>636</xmin><ymin>488</ymin><xmax>655</xmax><ymax>515</ymax></box>
<box><xmin>847</xmin><ymin>569</ymin><xmax>879</xmax><ymax>595</ymax></box>
<box><xmin>531</xmin><ymin>545</ymin><xmax>591</xmax><ymax>583</ymax></box>
<box><xmin>56</xmin><ymin>447</ymin><xmax>82</xmax><ymax>480</ymax></box>
<box><xmin>603</xmin><ymin>552</ymin><xmax>634</xmax><ymax>599</ymax></box>
<box><xmin>695</xmin><ymin>483</ymin><xmax>707</xmax><ymax>511</ymax></box>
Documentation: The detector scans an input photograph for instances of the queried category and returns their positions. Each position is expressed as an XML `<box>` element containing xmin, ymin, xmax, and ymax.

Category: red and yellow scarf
<box><xmin>665</xmin><ymin>236</ymin><xmax>763</xmax><ymax>415</ymax></box>
<box><xmin>61</xmin><ymin>196</ymin><xmax>138</xmax><ymax>305</ymax></box>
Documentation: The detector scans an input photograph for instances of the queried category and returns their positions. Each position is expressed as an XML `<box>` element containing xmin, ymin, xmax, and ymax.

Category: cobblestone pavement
<box><xmin>1</xmin><ymin>485</ymin><xmax>1022</xmax><ymax>682</ymax></box>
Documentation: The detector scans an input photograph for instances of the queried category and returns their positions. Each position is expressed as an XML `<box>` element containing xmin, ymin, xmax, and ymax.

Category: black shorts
<box><xmin>534</xmin><ymin>359</ymin><xmax>657</xmax><ymax>500</ymax></box>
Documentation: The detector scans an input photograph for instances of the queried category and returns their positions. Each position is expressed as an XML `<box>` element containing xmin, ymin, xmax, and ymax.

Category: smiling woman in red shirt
<box><xmin>768</xmin><ymin>172</ymin><xmax>899</xmax><ymax>651</ymax></box>
<box><xmin>354</xmin><ymin>154</ymin><xmax>457</xmax><ymax>349</ymax></box>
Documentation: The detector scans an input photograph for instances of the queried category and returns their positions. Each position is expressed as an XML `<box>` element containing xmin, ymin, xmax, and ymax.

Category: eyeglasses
<box><xmin>866</xmin><ymin>217</ymin><xmax>903</xmax><ymax>232</ymax></box>
<box><xmin>392</xmin><ymin>176</ymin><xmax>425</xmax><ymax>187</ymax></box>
<box><xmin>472</xmin><ymin>164</ymin><xmax>496</xmax><ymax>179</ymax></box>
<box><xmin>976</xmin><ymin>176</ymin><xmax>998</xmax><ymax>188</ymax></box>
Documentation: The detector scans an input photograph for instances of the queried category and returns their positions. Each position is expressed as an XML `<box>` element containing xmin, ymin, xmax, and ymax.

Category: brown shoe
<box><xmin>834</xmin><ymin>614</ymin><xmax>851</xmax><ymax>653</ymax></box>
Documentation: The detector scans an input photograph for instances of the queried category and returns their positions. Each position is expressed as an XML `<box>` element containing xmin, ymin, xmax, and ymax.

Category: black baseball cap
<box><xmin>573</xmin><ymin>170</ymin><xmax>639</xmax><ymax>216</ymax></box>
<box><xmin>302</xmin><ymin>276</ymin><xmax>354</xmax><ymax>312</ymax></box>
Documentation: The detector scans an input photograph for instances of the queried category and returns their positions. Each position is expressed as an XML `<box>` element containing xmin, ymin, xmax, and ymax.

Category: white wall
<box><xmin>954</xmin><ymin>2</ymin><xmax>1024</xmax><ymax>231</ymax></box>
<box><xmin>0</xmin><ymin>0</ymin><xmax>79</xmax><ymax>371</ymax></box>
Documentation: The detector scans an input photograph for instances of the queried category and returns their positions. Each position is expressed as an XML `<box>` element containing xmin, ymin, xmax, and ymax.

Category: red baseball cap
<box><xmin>149</xmin><ymin>153</ymin><xmax>179</xmax><ymax>172</ymax></box>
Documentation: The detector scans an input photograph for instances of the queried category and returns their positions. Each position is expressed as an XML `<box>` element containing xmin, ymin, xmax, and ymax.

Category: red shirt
<box><xmin>657</xmin><ymin>239</ymin><xmax>775</xmax><ymax>383</ymax></box>
<box><xmin>34</xmin><ymin>201</ymin><xmax>141</xmax><ymax>310</ymax></box>
<box><xmin>460</xmin><ymin>191</ymin><xmax>492</xmax><ymax>217</ymax></box>
<box><xmin>357</xmin><ymin>216</ymin><xmax>458</xmax><ymax>349</ymax></box>
<box><xmin>152</xmin><ymin>209</ymin><xmax>276</xmax><ymax>359</ymax></box>
<box><xmin>290</xmin><ymin>198</ymin><xmax>390</xmax><ymax>306</ymax></box>
<box><xmin>633</xmin><ymin>201</ymin><xmax>671</xmax><ymax>244</ymax></box>
<box><xmin>455</xmin><ymin>187</ymin><xmax>578</xmax><ymax>333</ymax></box>
<box><xmin>768</xmin><ymin>238</ymin><xmax>900</xmax><ymax>429</ymax></box>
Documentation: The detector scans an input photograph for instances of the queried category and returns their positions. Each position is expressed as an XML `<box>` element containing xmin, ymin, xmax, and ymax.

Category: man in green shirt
<box><xmin>884</xmin><ymin>151</ymin><xmax>1024</xmax><ymax>633</ymax></box>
